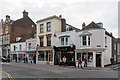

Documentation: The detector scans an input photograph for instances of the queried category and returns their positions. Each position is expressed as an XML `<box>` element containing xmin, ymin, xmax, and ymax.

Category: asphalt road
<box><xmin>1</xmin><ymin>63</ymin><xmax>119</xmax><ymax>80</ymax></box>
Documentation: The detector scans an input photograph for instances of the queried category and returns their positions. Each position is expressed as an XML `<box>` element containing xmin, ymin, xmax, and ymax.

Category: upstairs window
<box><xmin>47</xmin><ymin>36</ymin><xmax>51</xmax><ymax>46</ymax></box>
<box><xmin>47</xmin><ymin>22</ymin><xmax>51</xmax><ymax>32</ymax></box>
<box><xmin>82</xmin><ymin>36</ymin><xmax>87</xmax><ymax>45</ymax></box>
<box><xmin>65</xmin><ymin>38</ymin><xmax>68</xmax><ymax>45</ymax></box>
<box><xmin>88</xmin><ymin>36</ymin><xmax>91</xmax><ymax>45</ymax></box>
<box><xmin>40</xmin><ymin>24</ymin><xmax>44</xmax><ymax>33</ymax></box>
<box><xmin>105</xmin><ymin>37</ymin><xmax>107</xmax><ymax>46</ymax></box>
<box><xmin>14</xmin><ymin>45</ymin><xmax>16</xmax><ymax>51</ymax></box>
<box><xmin>40</xmin><ymin>37</ymin><xmax>44</xmax><ymax>47</ymax></box>
<box><xmin>28</xmin><ymin>43</ymin><xmax>31</xmax><ymax>50</ymax></box>
<box><xmin>20</xmin><ymin>45</ymin><xmax>22</xmax><ymax>51</ymax></box>
<box><xmin>6</xmin><ymin>26</ymin><xmax>8</xmax><ymax>34</ymax></box>
<box><xmin>61</xmin><ymin>38</ymin><xmax>64</xmax><ymax>46</ymax></box>
<box><xmin>1</xmin><ymin>27</ymin><xmax>3</xmax><ymax>35</ymax></box>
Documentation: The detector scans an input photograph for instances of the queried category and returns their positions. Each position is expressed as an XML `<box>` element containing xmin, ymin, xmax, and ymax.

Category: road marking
<box><xmin>1</xmin><ymin>71</ymin><xmax>14</xmax><ymax>80</ymax></box>
<box><xmin>113</xmin><ymin>66</ymin><xmax>120</xmax><ymax>70</ymax></box>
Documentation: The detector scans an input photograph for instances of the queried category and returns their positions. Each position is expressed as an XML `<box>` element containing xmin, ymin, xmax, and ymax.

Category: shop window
<box><xmin>77</xmin><ymin>53</ymin><xmax>81</xmax><ymax>60</ymax></box>
<box><xmin>61</xmin><ymin>38</ymin><xmax>64</xmax><ymax>45</ymax></box>
<box><xmin>47</xmin><ymin>36</ymin><xmax>51</xmax><ymax>46</ymax></box>
<box><xmin>82</xmin><ymin>53</ymin><xmax>86</xmax><ymax>61</ymax></box>
<box><xmin>47</xmin><ymin>22</ymin><xmax>51</xmax><ymax>32</ymax></box>
<box><xmin>40</xmin><ymin>24</ymin><xmax>44</xmax><ymax>33</ymax></box>
<box><xmin>88</xmin><ymin>52</ymin><xmax>93</xmax><ymax>62</ymax></box>
<box><xmin>38</xmin><ymin>51</ymin><xmax>44</xmax><ymax>61</ymax></box>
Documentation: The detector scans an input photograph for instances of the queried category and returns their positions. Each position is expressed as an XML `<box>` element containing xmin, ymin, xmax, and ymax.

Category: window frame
<box><xmin>47</xmin><ymin>22</ymin><xmax>51</xmax><ymax>32</ymax></box>
<box><xmin>40</xmin><ymin>24</ymin><xmax>44</xmax><ymax>33</ymax></box>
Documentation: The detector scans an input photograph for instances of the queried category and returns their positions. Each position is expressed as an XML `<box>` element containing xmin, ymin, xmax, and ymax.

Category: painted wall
<box><xmin>55</xmin><ymin>30</ymin><xmax>76</xmax><ymax>47</ymax></box>
<box><xmin>10</xmin><ymin>42</ymin><xmax>26</xmax><ymax>51</ymax></box>
<box><xmin>75</xmin><ymin>29</ymin><xmax>105</xmax><ymax>49</ymax></box>
<box><xmin>37</xmin><ymin>17</ymin><xmax>62</xmax><ymax>47</ymax></box>
<box><xmin>26</xmin><ymin>38</ymin><xmax>37</xmax><ymax>51</ymax></box>
<box><xmin>104</xmin><ymin>34</ymin><xmax>112</xmax><ymax>65</ymax></box>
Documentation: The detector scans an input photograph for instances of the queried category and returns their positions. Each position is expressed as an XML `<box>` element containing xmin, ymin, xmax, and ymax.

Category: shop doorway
<box><xmin>96</xmin><ymin>54</ymin><xmax>101</xmax><ymax>67</ymax></box>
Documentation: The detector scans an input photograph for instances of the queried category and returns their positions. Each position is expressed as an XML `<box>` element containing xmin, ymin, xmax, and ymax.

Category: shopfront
<box><xmin>54</xmin><ymin>45</ymin><xmax>75</xmax><ymax>66</ymax></box>
<box><xmin>36</xmin><ymin>46</ymin><xmax>54</xmax><ymax>64</ymax></box>
<box><xmin>75</xmin><ymin>48</ymin><xmax>105</xmax><ymax>67</ymax></box>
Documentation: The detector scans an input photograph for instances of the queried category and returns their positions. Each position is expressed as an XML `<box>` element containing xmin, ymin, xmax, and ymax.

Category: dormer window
<box><xmin>79</xmin><ymin>31</ymin><xmax>92</xmax><ymax>46</ymax></box>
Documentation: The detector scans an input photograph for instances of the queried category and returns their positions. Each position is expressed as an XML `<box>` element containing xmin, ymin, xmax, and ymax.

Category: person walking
<box><xmin>84</xmin><ymin>57</ymin><xmax>87</xmax><ymax>67</ymax></box>
<box><xmin>33</xmin><ymin>55</ymin><xmax>36</xmax><ymax>64</ymax></box>
<box><xmin>63</xmin><ymin>56</ymin><xmax>66</xmax><ymax>67</ymax></box>
<box><xmin>15</xmin><ymin>56</ymin><xmax>17</xmax><ymax>63</ymax></box>
<box><xmin>59</xmin><ymin>57</ymin><xmax>62</xmax><ymax>66</ymax></box>
<box><xmin>26</xmin><ymin>56</ymin><xmax>28</xmax><ymax>63</ymax></box>
<box><xmin>110</xmin><ymin>57</ymin><xmax>114</xmax><ymax>65</ymax></box>
<box><xmin>78</xmin><ymin>57</ymin><xmax>82</xmax><ymax>68</ymax></box>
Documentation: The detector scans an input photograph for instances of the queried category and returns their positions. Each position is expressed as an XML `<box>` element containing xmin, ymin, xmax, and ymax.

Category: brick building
<box><xmin>0</xmin><ymin>10</ymin><xmax>36</xmax><ymax>57</ymax></box>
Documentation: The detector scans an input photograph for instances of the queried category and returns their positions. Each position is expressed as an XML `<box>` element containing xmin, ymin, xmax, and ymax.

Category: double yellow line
<box><xmin>1</xmin><ymin>71</ymin><xmax>14</xmax><ymax>80</ymax></box>
<box><xmin>113</xmin><ymin>65</ymin><xmax>120</xmax><ymax>70</ymax></box>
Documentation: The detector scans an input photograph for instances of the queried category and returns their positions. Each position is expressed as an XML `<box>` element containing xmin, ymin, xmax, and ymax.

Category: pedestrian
<box><xmin>63</xmin><ymin>56</ymin><xmax>66</xmax><ymax>67</ymax></box>
<box><xmin>23</xmin><ymin>56</ymin><xmax>25</xmax><ymax>63</ymax></box>
<box><xmin>15</xmin><ymin>56</ymin><xmax>17</xmax><ymax>62</ymax></box>
<box><xmin>110</xmin><ymin>57</ymin><xmax>114</xmax><ymax>65</ymax></box>
<box><xmin>18</xmin><ymin>57</ymin><xmax>20</xmax><ymax>62</ymax></box>
<box><xmin>84</xmin><ymin>57</ymin><xmax>87</xmax><ymax>67</ymax></box>
<box><xmin>78</xmin><ymin>57</ymin><xmax>82</xmax><ymax>68</ymax></box>
<box><xmin>26</xmin><ymin>57</ymin><xmax>28</xmax><ymax>63</ymax></box>
<box><xmin>33</xmin><ymin>55</ymin><xmax>36</xmax><ymax>64</ymax></box>
<box><xmin>59</xmin><ymin>57</ymin><xmax>62</xmax><ymax>66</ymax></box>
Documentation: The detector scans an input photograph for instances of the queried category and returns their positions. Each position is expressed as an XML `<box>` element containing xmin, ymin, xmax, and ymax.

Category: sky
<box><xmin>0</xmin><ymin>0</ymin><xmax>119</xmax><ymax>38</ymax></box>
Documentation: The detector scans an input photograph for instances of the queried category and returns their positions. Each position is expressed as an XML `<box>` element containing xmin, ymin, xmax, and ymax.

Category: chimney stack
<box><xmin>82</xmin><ymin>22</ymin><xmax>86</xmax><ymax>29</ymax></box>
<box><xmin>6</xmin><ymin>15</ymin><xmax>10</xmax><ymax>20</ymax></box>
<box><xmin>23</xmin><ymin>10</ymin><xmax>28</xmax><ymax>17</ymax></box>
<box><xmin>110</xmin><ymin>32</ymin><xmax>113</xmax><ymax>36</ymax></box>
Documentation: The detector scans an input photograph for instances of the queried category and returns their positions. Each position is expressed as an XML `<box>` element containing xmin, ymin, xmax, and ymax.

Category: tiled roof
<box><xmin>82</xmin><ymin>21</ymin><xmax>101</xmax><ymax>30</ymax></box>
<box><xmin>66</xmin><ymin>24</ymin><xmax>80</xmax><ymax>31</ymax></box>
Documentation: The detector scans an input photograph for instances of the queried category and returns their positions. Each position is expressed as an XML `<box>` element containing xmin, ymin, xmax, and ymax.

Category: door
<box><xmin>96</xmin><ymin>54</ymin><xmax>101</xmax><ymax>67</ymax></box>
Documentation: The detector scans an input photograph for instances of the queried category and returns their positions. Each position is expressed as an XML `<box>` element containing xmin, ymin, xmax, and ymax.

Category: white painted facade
<box><xmin>10</xmin><ymin>42</ymin><xmax>26</xmax><ymax>61</ymax></box>
<box><xmin>55</xmin><ymin>30</ymin><xmax>76</xmax><ymax>47</ymax></box>
<box><xmin>55</xmin><ymin>28</ymin><xmax>112</xmax><ymax>67</ymax></box>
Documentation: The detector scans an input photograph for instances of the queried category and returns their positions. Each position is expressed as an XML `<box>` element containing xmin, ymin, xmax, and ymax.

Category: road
<box><xmin>1</xmin><ymin>62</ymin><xmax>119</xmax><ymax>80</ymax></box>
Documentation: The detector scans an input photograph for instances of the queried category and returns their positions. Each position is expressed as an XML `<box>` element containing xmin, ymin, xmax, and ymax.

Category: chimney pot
<box><xmin>23</xmin><ymin>10</ymin><xmax>28</xmax><ymax>17</ymax></box>
<box><xmin>59</xmin><ymin>15</ymin><xmax>62</xmax><ymax>18</ymax></box>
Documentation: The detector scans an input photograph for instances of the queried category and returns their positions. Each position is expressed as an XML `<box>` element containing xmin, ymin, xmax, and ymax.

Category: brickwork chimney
<box><xmin>23</xmin><ymin>10</ymin><xmax>28</xmax><ymax>17</ymax></box>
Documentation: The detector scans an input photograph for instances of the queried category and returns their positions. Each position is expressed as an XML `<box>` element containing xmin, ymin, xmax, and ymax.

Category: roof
<box><xmin>12</xmin><ymin>16</ymin><xmax>36</xmax><ymax>28</ymax></box>
<box><xmin>36</xmin><ymin>15</ymin><xmax>61</xmax><ymax>23</ymax></box>
<box><xmin>82</xmin><ymin>21</ymin><xmax>101</xmax><ymax>30</ymax></box>
<box><xmin>66</xmin><ymin>24</ymin><xmax>80</xmax><ymax>31</ymax></box>
<box><xmin>11</xmin><ymin>32</ymin><xmax>35</xmax><ymax>43</ymax></box>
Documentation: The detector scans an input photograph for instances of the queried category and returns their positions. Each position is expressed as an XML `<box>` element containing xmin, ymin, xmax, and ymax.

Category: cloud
<box><xmin>0</xmin><ymin>0</ymin><xmax>118</xmax><ymax>37</ymax></box>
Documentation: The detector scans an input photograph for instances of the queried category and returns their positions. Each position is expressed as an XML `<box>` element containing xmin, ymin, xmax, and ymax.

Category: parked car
<box><xmin>2</xmin><ymin>56</ymin><xmax>10</xmax><ymax>62</ymax></box>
